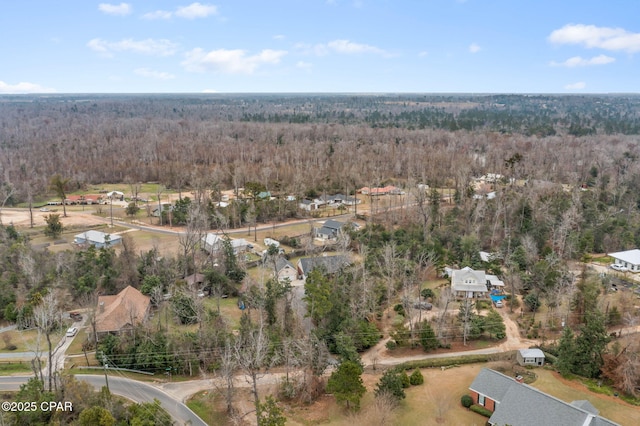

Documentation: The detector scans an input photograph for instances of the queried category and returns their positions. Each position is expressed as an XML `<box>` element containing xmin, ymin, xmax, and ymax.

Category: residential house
<box><xmin>315</xmin><ymin>219</ymin><xmax>346</xmax><ymax>240</ymax></box>
<box><xmin>274</xmin><ymin>258</ymin><xmax>297</xmax><ymax>283</ymax></box>
<box><xmin>297</xmin><ymin>255</ymin><xmax>350</xmax><ymax>281</ymax></box>
<box><xmin>358</xmin><ymin>185</ymin><xmax>402</xmax><ymax>196</ymax></box>
<box><xmin>264</xmin><ymin>238</ymin><xmax>280</xmax><ymax>249</ymax></box>
<box><xmin>608</xmin><ymin>249</ymin><xmax>640</xmax><ymax>272</ymax></box>
<box><xmin>450</xmin><ymin>267</ymin><xmax>488</xmax><ymax>299</ymax></box>
<box><xmin>201</xmin><ymin>233</ymin><xmax>250</xmax><ymax>255</ymax></box>
<box><xmin>184</xmin><ymin>273</ymin><xmax>205</xmax><ymax>289</ymax></box>
<box><xmin>469</xmin><ymin>369</ymin><xmax>618</xmax><ymax>426</ymax></box>
<box><xmin>201</xmin><ymin>233</ymin><xmax>223</xmax><ymax>253</ymax></box>
<box><xmin>106</xmin><ymin>191</ymin><xmax>125</xmax><ymax>201</ymax></box>
<box><xmin>74</xmin><ymin>230</ymin><xmax>122</xmax><ymax>248</ymax></box>
<box><xmin>299</xmin><ymin>199</ymin><xmax>318</xmax><ymax>211</ymax></box>
<box><xmin>516</xmin><ymin>348</ymin><xmax>545</xmax><ymax>367</ymax></box>
<box><xmin>229</xmin><ymin>238</ymin><xmax>250</xmax><ymax>254</ymax></box>
<box><xmin>95</xmin><ymin>285</ymin><xmax>151</xmax><ymax>340</ymax></box>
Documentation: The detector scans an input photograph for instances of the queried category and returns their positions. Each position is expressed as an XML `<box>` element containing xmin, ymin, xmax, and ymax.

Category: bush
<box><xmin>393</xmin><ymin>304</ymin><xmax>405</xmax><ymax>316</ymax></box>
<box><xmin>409</xmin><ymin>369</ymin><xmax>424</xmax><ymax>385</ymax></box>
<box><xmin>461</xmin><ymin>394</ymin><xmax>473</xmax><ymax>408</ymax></box>
<box><xmin>400</xmin><ymin>371</ymin><xmax>411</xmax><ymax>388</ymax></box>
<box><xmin>385</xmin><ymin>340</ymin><xmax>397</xmax><ymax>350</ymax></box>
<box><xmin>470</xmin><ymin>404</ymin><xmax>492</xmax><ymax>417</ymax></box>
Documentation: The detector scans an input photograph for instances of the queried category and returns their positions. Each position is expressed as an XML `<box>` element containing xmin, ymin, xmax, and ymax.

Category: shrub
<box><xmin>461</xmin><ymin>394</ymin><xmax>473</xmax><ymax>408</ymax></box>
<box><xmin>409</xmin><ymin>369</ymin><xmax>424</xmax><ymax>385</ymax></box>
<box><xmin>393</xmin><ymin>304</ymin><xmax>405</xmax><ymax>316</ymax></box>
<box><xmin>400</xmin><ymin>371</ymin><xmax>411</xmax><ymax>388</ymax></box>
<box><xmin>470</xmin><ymin>404</ymin><xmax>492</xmax><ymax>417</ymax></box>
<box><xmin>385</xmin><ymin>340</ymin><xmax>397</xmax><ymax>350</ymax></box>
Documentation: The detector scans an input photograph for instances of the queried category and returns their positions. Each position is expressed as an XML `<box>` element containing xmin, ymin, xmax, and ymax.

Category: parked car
<box><xmin>66</xmin><ymin>327</ymin><xmax>78</xmax><ymax>337</ymax></box>
<box><xmin>39</xmin><ymin>207</ymin><xmax>49</xmax><ymax>212</ymax></box>
<box><xmin>69</xmin><ymin>312</ymin><xmax>83</xmax><ymax>322</ymax></box>
<box><xmin>610</xmin><ymin>263</ymin><xmax>628</xmax><ymax>272</ymax></box>
<box><xmin>494</xmin><ymin>300</ymin><xmax>503</xmax><ymax>308</ymax></box>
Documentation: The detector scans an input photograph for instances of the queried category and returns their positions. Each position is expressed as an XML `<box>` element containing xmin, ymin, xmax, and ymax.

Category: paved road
<box><xmin>0</xmin><ymin>375</ymin><xmax>206</xmax><ymax>426</ymax></box>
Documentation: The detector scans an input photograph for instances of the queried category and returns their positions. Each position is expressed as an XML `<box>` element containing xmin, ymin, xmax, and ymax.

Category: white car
<box><xmin>66</xmin><ymin>327</ymin><xmax>78</xmax><ymax>337</ymax></box>
<box><xmin>493</xmin><ymin>300</ymin><xmax>503</xmax><ymax>308</ymax></box>
<box><xmin>610</xmin><ymin>264</ymin><xmax>628</xmax><ymax>272</ymax></box>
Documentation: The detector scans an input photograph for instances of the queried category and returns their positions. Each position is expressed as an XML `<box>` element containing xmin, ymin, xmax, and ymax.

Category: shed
<box><xmin>517</xmin><ymin>348</ymin><xmax>545</xmax><ymax>367</ymax></box>
<box><xmin>74</xmin><ymin>230</ymin><xmax>122</xmax><ymax>248</ymax></box>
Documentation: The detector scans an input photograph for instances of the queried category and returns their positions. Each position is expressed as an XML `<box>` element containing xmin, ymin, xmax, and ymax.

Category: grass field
<box><xmin>0</xmin><ymin>328</ymin><xmax>65</xmax><ymax>354</ymax></box>
<box><xmin>533</xmin><ymin>369</ymin><xmax>639</xmax><ymax>426</ymax></box>
<box><xmin>0</xmin><ymin>362</ymin><xmax>32</xmax><ymax>374</ymax></box>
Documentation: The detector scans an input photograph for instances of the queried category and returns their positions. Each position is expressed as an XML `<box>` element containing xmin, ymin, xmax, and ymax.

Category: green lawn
<box><xmin>0</xmin><ymin>362</ymin><xmax>32</xmax><ymax>374</ymax></box>
<box><xmin>533</xmin><ymin>369</ymin><xmax>639</xmax><ymax>426</ymax></box>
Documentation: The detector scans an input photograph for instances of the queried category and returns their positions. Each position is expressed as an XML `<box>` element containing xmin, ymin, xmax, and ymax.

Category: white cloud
<box><xmin>87</xmin><ymin>38</ymin><xmax>179</xmax><ymax>56</ymax></box>
<box><xmin>296</xmin><ymin>61</ymin><xmax>312</xmax><ymax>69</ymax></box>
<box><xmin>550</xmin><ymin>54</ymin><xmax>615</xmax><ymax>67</ymax></box>
<box><xmin>142</xmin><ymin>3</ymin><xmax>217</xmax><ymax>20</ymax></box>
<box><xmin>202</xmin><ymin>89</ymin><xmax>218</xmax><ymax>93</ymax></box>
<box><xmin>0</xmin><ymin>80</ymin><xmax>56</xmax><ymax>94</ymax></box>
<box><xmin>296</xmin><ymin>39</ymin><xmax>388</xmax><ymax>56</ymax></box>
<box><xmin>564</xmin><ymin>81</ymin><xmax>586</xmax><ymax>90</ymax></box>
<box><xmin>98</xmin><ymin>3</ymin><xmax>131</xmax><ymax>16</ymax></box>
<box><xmin>134</xmin><ymin>68</ymin><xmax>176</xmax><ymax>80</ymax></box>
<box><xmin>176</xmin><ymin>3</ymin><xmax>218</xmax><ymax>19</ymax></box>
<box><xmin>182</xmin><ymin>48</ymin><xmax>287</xmax><ymax>74</ymax></box>
<box><xmin>468</xmin><ymin>43</ymin><xmax>481</xmax><ymax>53</ymax></box>
<box><xmin>549</xmin><ymin>24</ymin><xmax>640</xmax><ymax>53</ymax></box>
<box><xmin>142</xmin><ymin>10</ymin><xmax>172</xmax><ymax>20</ymax></box>
<box><xmin>418</xmin><ymin>51</ymin><xmax>428</xmax><ymax>57</ymax></box>
<box><xmin>327</xmin><ymin>39</ymin><xmax>384</xmax><ymax>54</ymax></box>
<box><xmin>273</xmin><ymin>35</ymin><xmax>285</xmax><ymax>40</ymax></box>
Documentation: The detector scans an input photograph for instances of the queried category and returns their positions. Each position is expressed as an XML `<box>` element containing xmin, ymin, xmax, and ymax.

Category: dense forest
<box><xmin>2</xmin><ymin>93</ymin><xmax>640</xmax><ymax>200</ymax></box>
<box><xmin>1</xmin><ymin>94</ymin><xmax>640</xmax><ymax>423</ymax></box>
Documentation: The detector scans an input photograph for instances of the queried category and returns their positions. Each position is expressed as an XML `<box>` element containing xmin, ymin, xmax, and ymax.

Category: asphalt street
<box><xmin>0</xmin><ymin>375</ymin><xmax>207</xmax><ymax>426</ymax></box>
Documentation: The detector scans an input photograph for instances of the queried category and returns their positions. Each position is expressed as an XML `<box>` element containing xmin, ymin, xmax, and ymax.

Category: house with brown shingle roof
<box><xmin>95</xmin><ymin>286</ymin><xmax>150</xmax><ymax>340</ymax></box>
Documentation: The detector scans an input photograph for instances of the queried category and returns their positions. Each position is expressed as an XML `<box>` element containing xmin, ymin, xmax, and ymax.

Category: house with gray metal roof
<box><xmin>608</xmin><ymin>249</ymin><xmax>640</xmax><ymax>272</ymax></box>
<box><xmin>315</xmin><ymin>219</ymin><xmax>347</xmax><ymax>240</ymax></box>
<box><xmin>451</xmin><ymin>267</ymin><xmax>488</xmax><ymax>299</ymax></box>
<box><xmin>74</xmin><ymin>230</ymin><xmax>122</xmax><ymax>248</ymax></box>
<box><xmin>469</xmin><ymin>369</ymin><xmax>619</xmax><ymax>426</ymax></box>
<box><xmin>297</xmin><ymin>255</ymin><xmax>350</xmax><ymax>281</ymax></box>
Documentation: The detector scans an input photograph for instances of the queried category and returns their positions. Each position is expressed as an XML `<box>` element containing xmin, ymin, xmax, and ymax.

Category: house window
<box><xmin>478</xmin><ymin>394</ymin><xmax>485</xmax><ymax>406</ymax></box>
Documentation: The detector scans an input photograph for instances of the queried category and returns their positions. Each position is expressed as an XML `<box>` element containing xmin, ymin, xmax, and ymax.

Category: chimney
<box><xmin>99</xmin><ymin>301</ymin><xmax>105</xmax><ymax>313</ymax></box>
<box><xmin>515</xmin><ymin>375</ymin><xmax>524</xmax><ymax>384</ymax></box>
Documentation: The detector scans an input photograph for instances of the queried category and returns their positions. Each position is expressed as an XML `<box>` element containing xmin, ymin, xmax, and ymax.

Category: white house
<box><xmin>608</xmin><ymin>249</ymin><xmax>640</xmax><ymax>272</ymax></box>
<box><xmin>74</xmin><ymin>230</ymin><xmax>122</xmax><ymax>248</ymax></box>
<box><xmin>517</xmin><ymin>348</ymin><xmax>545</xmax><ymax>367</ymax></box>
<box><xmin>264</xmin><ymin>238</ymin><xmax>280</xmax><ymax>248</ymax></box>
<box><xmin>201</xmin><ymin>233</ymin><xmax>223</xmax><ymax>253</ymax></box>
<box><xmin>451</xmin><ymin>267</ymin><xmax>488</xmax><ymax>299</ymax></box>
<box><xmin>299</xmin><ymin>199</ymin><xmax>318</xmax><ymax>211</ymax></box>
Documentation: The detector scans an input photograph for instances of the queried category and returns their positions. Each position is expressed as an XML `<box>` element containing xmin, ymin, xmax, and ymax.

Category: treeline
<box><xmin>2</xmin><ymin>94</ymin><xmax>640</xmax><ymax>205</ymax></box>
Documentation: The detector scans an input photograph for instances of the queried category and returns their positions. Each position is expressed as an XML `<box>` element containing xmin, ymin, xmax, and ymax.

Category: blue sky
<box><xmin>1</xmin><ymin>1</ymin><xmax>639</xmax><ymax>93</ymax></box>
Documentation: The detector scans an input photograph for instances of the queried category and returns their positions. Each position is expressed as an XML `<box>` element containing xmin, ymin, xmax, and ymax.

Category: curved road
<box><xmin>0</xmin><ymin>375</ymin><xmax>206</xmax><ymax>426</ymax></box>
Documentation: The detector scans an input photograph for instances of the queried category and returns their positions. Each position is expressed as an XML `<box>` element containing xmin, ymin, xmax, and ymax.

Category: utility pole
<box><xmin>102</xmin><ymin>354</ymin><xmax>111</xmax><ymax>396</ymax></box>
